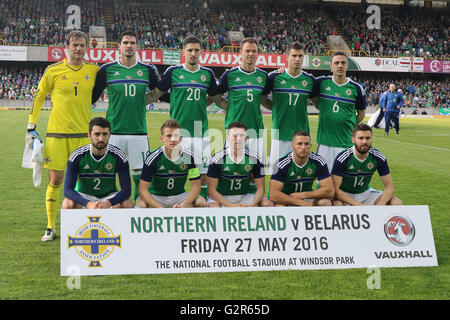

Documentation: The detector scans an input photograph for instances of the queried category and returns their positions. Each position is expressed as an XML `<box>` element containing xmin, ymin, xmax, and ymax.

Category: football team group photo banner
<box><xmin>61</xmin><ymin>206</ymin><xmax>437</xmax><ymax>276</ymax></box>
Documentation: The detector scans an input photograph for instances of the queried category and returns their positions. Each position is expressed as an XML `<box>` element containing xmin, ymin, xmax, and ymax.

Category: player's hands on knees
<box><xmin>86</xmin><ymin>201</ymin><xmax>101</xmax><ymax>209</ymax></box>
<box><xmin>290</xmin><ymin>192</ymin><xmax>305</xmax><ymax>200</ymax></box>
<box><xmin>98</xmin><ymin>200</ymin><xmax>112</xmax><ymax>209</ymax></box>
<box><xmin>26</xmin><ymin>124</ymin><xmax>42</xmax><ymax>147</ymax></box>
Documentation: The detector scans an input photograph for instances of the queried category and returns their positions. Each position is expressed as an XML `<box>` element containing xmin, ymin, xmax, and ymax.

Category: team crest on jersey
<box><xmin>105</xmin><ymin>163</ymin><xmax>113</xmax><ymax>171</ymax></box>
<box><xmin>85</xmin><ymin>75</ymin><xmax>90</xmax><ymax>81</ymax></box>
<box><xmin>312</xmin><ymin>57</ymin><xmax>321</xmax><ymax>67</ymax></box>
<box><xmin>346</xmin><ymin>89</ymin><xmax>352</xmax><ymax>96</ymax></box>
<box><xmin>68</xmin><ymin>216</ymin><xmax>121</xmax><ymax>268</ymax></box>
<box><xmin>200</xmin><ymin>75</ymin><xmax>206</xmax><ymax>82</ymax></box>
<box><xmin>257</xmin><ymin>76</ymin><xmax>262</xmax><ymax>83</ymax></box>
<box><xmin>179</xmin><ymin>164</ymin><xmax>187</xmax><ymax>171</ymax></box>
<box><xmin>244</xmin><ymin>164</ymin><xmax>251</xmax><ymax>172</ymax></box>
<box><xmin>137</xmin><ymin>70</ymin><xmax>143</xmax><ymax>77</ymax></box>
<box><xmin>61</xmin><ymin>75</ymin><xmax>67</xmax><ymax>81</ymax></box>
<box><xmin>302</xmin><ymin>80</ymin><xmax>308</xmax><ymax>87</ymax></box>
<box><xmin>306</xmin><ymin>168</ymin><xmax>313</xmax><ymax>175</ymax></box>
<box><xmin>367</xmin><ymin>162</ymin><xmax>374</xmax><ymax>170</ymax></box>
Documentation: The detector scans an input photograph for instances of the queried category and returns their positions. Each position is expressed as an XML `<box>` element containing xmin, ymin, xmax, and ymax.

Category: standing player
<box><xmin>264</xmin><ymin>42</ymin><xmax>316</xmax><ymax>172</ymax></box>
<box><xmin>332</xmin><ymin>124</ymin><xmax>402</xmax><ymax>206</ymax></box>
<box><xmin>217</xmin><ymin>37</ymin><xmax>272</xmax><ymax>163</ymax></box>
<box><xmin>269</xmin><ymin>131</ymin><xmax>333</xmax><ymax>206</ymax></box>
<box><xmin>136</xmin><ymin>119</ymin><xmax>206</xmax><ymax>208</ymax></box>
<box><xmin>26</xmin><ymin>30</ymin><xmax>99</xmax><ymax>241</ymax></box>
<box><xmin>207</xmin><ymin>122</ymin><xmax>273</xmax><ymax>207</ymax></box>
<box><xmin>146</xmin><ymin>35</ymin><xmax>226</xmax><ymax>200</ymax></box>
<box><xmin>312</xmin><ymin>52</ymin><xmax>366</xmax><ymax>171</ymax></box>
<box><xmin>92</xmin><ymin>30</ymin><xmax>162</xmax><ymax>201</ymax></box>
<box><xmin>63</xmin><ymin>117</ymin><xmax>132</xmax><ymax>209</ymax></box>
<box><xmin>380</xmin><ymin>85</ymin><xmax>403</xmax><ymax>136</ymax></box>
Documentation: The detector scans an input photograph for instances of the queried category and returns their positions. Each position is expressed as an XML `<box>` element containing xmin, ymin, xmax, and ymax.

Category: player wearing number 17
<box><xmin>26</xmin><ymin>31</ymin><xmax>99</xmax><ymax>241</ymax></box>
<box><xmin>312</xmin><ymin>52</ymin><xmax>366</xmax><ymax>171</ymax></box>
<box><xmin>332</xmin><ymin>124</ymin><xmax>402</xmax><ymax>206</ymax></box>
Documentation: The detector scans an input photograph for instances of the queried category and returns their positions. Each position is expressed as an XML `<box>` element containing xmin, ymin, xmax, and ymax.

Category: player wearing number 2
<box><xmin>92</xmin><ymin>30</ymin><xmax>162</xmax><ymax>202</ymax></box>
<box><xmin>312</xmin><ymin>52</ymin><xmax>366</xmax><ymax>171</ymax></box>
<box><xmin>331</xmin><ymin>124</ymin><xmax>402</xmax><ymax>206</ymax></box>
<box><xmin>62</xmin><ymin>117</ymin><xmax>132</xmax><ymax>209</ymax></box>
<box><xmin>26</xmin><ymin>30</ymin><xmax>99</xmax><ymax>241</ymax></box>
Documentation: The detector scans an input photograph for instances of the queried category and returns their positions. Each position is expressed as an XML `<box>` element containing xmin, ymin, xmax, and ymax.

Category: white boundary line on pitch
<box><xmin>378</xmin><ymin>137</ymin><xmax>450</xmax><ymax>152</ymax></box>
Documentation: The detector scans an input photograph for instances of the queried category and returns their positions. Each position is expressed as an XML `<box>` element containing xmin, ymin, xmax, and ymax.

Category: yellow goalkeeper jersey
<box><xmin>29</xmin><ymin>59</ymin><xmax>99</xmax><ymax>136</ymax></box>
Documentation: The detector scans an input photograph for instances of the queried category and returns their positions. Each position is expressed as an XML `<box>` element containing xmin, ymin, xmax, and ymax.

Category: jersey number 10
<box><xmin>124</xmin><ymin>84</ymin><xmax>136</xmax><ymax>97</ymax></box>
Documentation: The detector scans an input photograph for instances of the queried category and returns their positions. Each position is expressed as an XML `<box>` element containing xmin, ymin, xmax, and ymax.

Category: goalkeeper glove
<box><xmin>26</xmin><ymin>123</ymin><xmax>42</xmax><ymax>148</ymax></box>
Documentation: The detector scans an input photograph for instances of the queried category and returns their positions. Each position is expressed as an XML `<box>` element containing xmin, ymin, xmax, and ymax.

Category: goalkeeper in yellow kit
<box><xmin>26</xmin><ymin>30</ymin><xmax>99</xmax><ymax>241</ymax></box>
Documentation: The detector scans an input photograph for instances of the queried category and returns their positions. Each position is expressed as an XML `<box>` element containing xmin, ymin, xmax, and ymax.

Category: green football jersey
<box><xmin>315</xmin><ymin>76</ymin><xmax>366</xmax><ymax>148</ymax></box>
<box><xmin>332</xmin><ymin>146</ymin><xmax>390</xmax><ymax>194</ymax></box>
<box><xmin>141</xmin><ymin>146</ymin><xmax>200</xmax><ymax>196</ymax></box>
<box><xmin>218</xmin><ymin>67</ymin><xmax>268</xmax><ymax>138</ymax></box>
<box><xmin>267</xmin><ymin>70</ymin><xmax>316</xmax><ymax>140</ymax></box>
<box><xmin>68</xmin><ymin>144</ymin><xmax>130</xmax><ymax>198</ymax></box>
<box><xmin>271</xmin><ymin>151</ymin><xmax>330</xmax><ymax>194</ymax></box>
<box><xmin>92</xmin><ymin>61</ymin><xmax>160</xmax><ymax>135</ymax></box>
<box><xmin>207</xmin><ymin>148</ymin><xmax>264</xmax><ymax>196</ymax></box>
<box><xmin>157</xmin><ymin>65</ymin><xmax>219</xmax><ymax>137</ymax></box>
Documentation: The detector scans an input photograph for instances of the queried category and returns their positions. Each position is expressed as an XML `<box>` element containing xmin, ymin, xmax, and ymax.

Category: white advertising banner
<box><xmin>60</xmin><ymin>206</ymin><xmax>437</xmax><ymax>276</ymax></box>
<box><xmin>0</xmin><ymin>46</ymin><xmax>27</xmax><ymax>61</ymax></box>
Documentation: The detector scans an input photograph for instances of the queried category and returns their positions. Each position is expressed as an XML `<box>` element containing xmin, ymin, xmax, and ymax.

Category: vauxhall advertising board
<box><xmin>61</xmin><ymin>206</ymin><xmax>437</xmax><ymax>276</ymax></box>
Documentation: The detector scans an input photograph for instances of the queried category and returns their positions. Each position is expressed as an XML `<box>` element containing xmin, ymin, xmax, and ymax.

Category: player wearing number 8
<box><xmin>331</xmin><ymin>124</ymin><xmax>402</xmax><ymax>206</ymax></box>
<box><xmin>312</xmin><ymin>52</ymin><xmax>366</xmax><ymax>171</ymax></box>
<box><xmin>136</xmin><ymin>119</ymin><xmax>206</xmax><ymax>208</ymax></box>
<box><xmin>63</xmin><ymin>117</ymin><xmax>133</xmax><ymax>209</ymax></box>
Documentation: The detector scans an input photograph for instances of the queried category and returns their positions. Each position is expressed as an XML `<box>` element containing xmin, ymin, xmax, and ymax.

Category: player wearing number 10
<box><xmin>26</xmin><ymin>30</ymin><xmax>99</xmax><ymax>241</ymax></box>
<box><xmin>313</xmin><ymin>52</ymin><xmax>366</xmax><ymax>171</ymax></box>
<box><xmin>92</xmin><ymin>30</ymin><xmax>162</xmax><ymax>201</ymax></box>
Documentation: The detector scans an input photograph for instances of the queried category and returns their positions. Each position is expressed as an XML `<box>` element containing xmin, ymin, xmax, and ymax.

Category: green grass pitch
<box><xmin>0</xmin><ymin>110</ymin><xmax>449</xmax><ymax>299</ymax></box>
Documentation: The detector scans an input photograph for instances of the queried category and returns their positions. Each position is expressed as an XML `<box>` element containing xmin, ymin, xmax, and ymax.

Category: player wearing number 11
<box><xmin>26</xmin><ymin>30</ymin><xmax>99</xmax><ymax>241</ymax></box>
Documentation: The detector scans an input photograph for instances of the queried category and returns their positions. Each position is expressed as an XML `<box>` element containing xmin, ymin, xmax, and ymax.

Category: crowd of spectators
<box><xmin>356</xmin><ymin>76</ymin><xmax>450</xmax><ymax>109</ymax></box>
<box><xmin>329</xmin><ymin>4</ymin><xmax>449</xmax><ymax>59</ymax></box>
<box><xmin>0</xmin><ymin>0</ymin><xmax>104</xmax><ymax>46</ymax></box>
<box><xmin>0</xmin><ymin>65</ymin><xmax>43</xmax><ymax>100</ymax></box>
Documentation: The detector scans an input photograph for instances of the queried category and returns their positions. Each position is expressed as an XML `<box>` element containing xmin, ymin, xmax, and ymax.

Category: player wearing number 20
<box><xmin>313</xmin><ymin>52</ymin><xmax>366</xmax><ymax>171</ymax></box>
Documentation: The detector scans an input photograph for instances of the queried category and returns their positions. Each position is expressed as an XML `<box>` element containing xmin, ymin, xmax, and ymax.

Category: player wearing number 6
<box><xmin>207</xmin><ymin>122</ymin><xmax>273</xmax><ymax>207</ymax></box>
<box><xmin>331</xmin><ymin>124</ymin><xmax>402</xmax><ymax>206</ymax></box>
<box><xmin>312</xmin><ymin>52</ymin><xmax>366</xmax><ymax>171</ymax></box>
<box><xmin>136</xmin><ymin>119</ymin><xmax>206</xmax><ymax>208</ymax></box>
<box><xmin>269</xmin><ymin>130</ymin><xmax>334</xmax><ymax>206</ymax></box>
<box><xmin>92</xmin><ymin>30</ymin><xmax>162</xmax><ymax>202</ymax></box>
<box><xmin>26</xmin><ymin>30</ymin><xmax>99</xmax><ymax>241</ymax></box>
<box><xmin>63</xmin><ymin>117</ymin><xmax>133</xmax><ymax>209</ymax></box>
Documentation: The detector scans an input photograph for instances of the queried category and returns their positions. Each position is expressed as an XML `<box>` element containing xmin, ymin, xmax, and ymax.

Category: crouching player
<box><xmin>63</xmin><ymin>117</ymin><xmax>133</xmax><ymax>209</ymax></box>
<box><xmin>136</xmin><ymin>119</ymin><xmax>206</xmax><ymax>208</ymax></box>
<box><xmin>269</xmin><ymin>130</ymin><xmax>334</xmax><ymax>206</ymax></box>
<box><xmin>207</xmin><ymin>121</ymin><xmax>273</xmax><ymax>207</ymax></box>
<box><xmin>332</xmin><ymin>123</ymin><xmax>402</xmax><ymax>206</ymax></box>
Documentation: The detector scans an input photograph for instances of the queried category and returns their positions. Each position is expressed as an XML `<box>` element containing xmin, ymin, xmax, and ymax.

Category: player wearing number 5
<box><xmin>136</xmin><ymin>119</ymin><xmax>206</xmax><ymax>208</ymax></box>
<box><xmin>92</xmin><ymin>30</ymin><xmax>162</xmax><ymax>202</ymax></box>
<box><xmin>26</xmin><ymin>31</ymin><xmax>99</xmax><ymax>241</ymax></box>
<box><xmin>312</xmin><ymin>52</ymin><xmax>366</xmax><ymax>171</ymax></box>
<box><xmin>207</xmin><ymin>122</ymin><xmax>273</xmax><ymax>207</ymax></box>
<box><xmin>331</xmin><ymin>124</ymin><xmax>402</xmax><ymax>206</ymax></box>
<box><xmin>63</xmin><ymin>117</ymin><xmax>133</xmax><ymax>209</ymax></box>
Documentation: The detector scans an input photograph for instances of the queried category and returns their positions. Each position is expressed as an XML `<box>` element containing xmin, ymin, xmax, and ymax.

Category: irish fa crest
<box><xmin>68</xmin><ymin>217</ymin><xmax>121</xmax><ymax>267</ymax></box>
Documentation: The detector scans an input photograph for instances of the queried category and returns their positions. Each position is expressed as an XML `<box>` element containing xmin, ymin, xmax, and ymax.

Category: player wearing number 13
<box><xmin>26</xmin><ymin>31</ymin><xmax>99</xmax><ymax>241</ymax></box>
<box><xmin>313</xmin><ymin>52</ymin><xmax>366</xmax><ymax>171</ymax></box>
<box><xmin>332</xmin><ymin>124</ymin><xmax>402</xmax><ymax>206</ymax></box>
